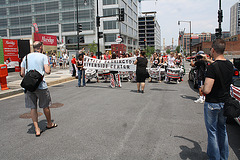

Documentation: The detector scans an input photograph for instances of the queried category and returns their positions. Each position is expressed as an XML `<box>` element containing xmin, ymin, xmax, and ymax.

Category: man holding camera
<box><xmin>191</xmin><ymin>51</ymin><xmax>207</xmax><ymax>103</ymax></box>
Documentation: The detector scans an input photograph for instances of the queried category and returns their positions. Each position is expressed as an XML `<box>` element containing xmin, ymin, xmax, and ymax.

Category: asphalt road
<box><xmin>0</xmin><ymin>62</ymin><xmax>239</xmax><ymax>160</ymax></box>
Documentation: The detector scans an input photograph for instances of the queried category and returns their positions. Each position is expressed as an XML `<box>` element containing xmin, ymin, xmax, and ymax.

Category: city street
<box><xmin>0</xmin><ymin>63</ymin><xmax>239</xmax><ymax>160</ymax></box>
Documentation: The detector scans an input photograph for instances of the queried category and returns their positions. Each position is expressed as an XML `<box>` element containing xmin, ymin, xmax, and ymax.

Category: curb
<box><xmin>0</xmin><ymin>76</ymin><xmax>76</xmax><ymax>99</ymax></box>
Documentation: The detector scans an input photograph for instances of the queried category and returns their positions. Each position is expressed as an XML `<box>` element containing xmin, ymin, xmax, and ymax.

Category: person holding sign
<box><xmin>109</xmin><ymin>53</ymin><xmax>121</xmax><ymax>88</ymax></box>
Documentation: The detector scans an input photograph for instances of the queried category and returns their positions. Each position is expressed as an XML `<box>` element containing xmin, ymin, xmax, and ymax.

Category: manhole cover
<box><xmin>50</xmin><ymin>103</ymin><xmax>64</xmax><ymax>108</ymax></box>
<box><xmin>19</xmin><ymin>112</ymin><xmax>43</xmax><ymax>119</ymax></box>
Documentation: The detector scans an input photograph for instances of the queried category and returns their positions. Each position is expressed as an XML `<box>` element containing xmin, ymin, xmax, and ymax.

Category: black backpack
<box><xmin>20</xmin><ymin>55</ymin><xmax>43</xmax><ymax>92</ymax></box>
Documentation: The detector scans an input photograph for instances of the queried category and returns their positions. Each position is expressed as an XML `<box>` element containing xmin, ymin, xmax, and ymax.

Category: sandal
<box><xmin>46</xmin><ymin>123</ymin><xmax>58</xmax><ymax>129</ymax></box>
<box><xmin>35</xmin><ymin>130</ymin><xmax>43</xmax><ymax>137</ymax></box>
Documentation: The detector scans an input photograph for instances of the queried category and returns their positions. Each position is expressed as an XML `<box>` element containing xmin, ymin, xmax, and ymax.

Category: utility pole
<box><xmin>76</xmin><ymin>0</ymin><xmax>79</xmax><ymax>51</ymax></box>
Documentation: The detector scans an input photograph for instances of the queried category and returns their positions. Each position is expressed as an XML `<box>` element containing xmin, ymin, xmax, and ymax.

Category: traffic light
<box><xmin>98</xmin><ymin>32</ymin><xmax>103</xmax><ymax>38</ymax></box>
<box><xmin>218</xmin><ymin>10</ymin><xmax>223</xmax><ymax>23</ymax></box>
<box><xmin>79</xmin><ymin>36</ymin><xmax>84</xmax><ymax>43</ymax></box>
<box><xmin>119</xmin><ymin>8</ymin><xmax>124</xmax><ymax>21</ymax></box>
<box><xmin>77</xmin><ymin>24</ymin><xmax>82</xmax><ymax>32</ymax></box>
<box><xmin>215</xmin><ymin>28</ymin><xmax>222</xmax><ymax>38</ymax></box>
<box><xmin>96</xmin><ymin>16</ymin><xmax>100</xmax><ymax>27</ymax></box>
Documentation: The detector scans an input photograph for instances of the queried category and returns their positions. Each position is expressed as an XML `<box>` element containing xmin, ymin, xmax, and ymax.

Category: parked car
<box><xmin>230</xmin><ymin>78</ymin><xmax>240</xmax><ymax>126</ymax></box>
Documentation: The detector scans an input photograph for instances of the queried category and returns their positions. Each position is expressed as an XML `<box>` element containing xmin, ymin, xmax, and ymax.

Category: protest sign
<box><xmin>83</xmin><ymin>56</ymin><xmax>136</xmax><ymax>71</ymax></box>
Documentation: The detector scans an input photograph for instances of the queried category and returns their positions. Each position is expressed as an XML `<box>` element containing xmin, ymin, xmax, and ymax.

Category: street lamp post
<box><xmin>178</xmin><ymin>21</ymin><xmax>192</xmax><ymax>55</ymax></box>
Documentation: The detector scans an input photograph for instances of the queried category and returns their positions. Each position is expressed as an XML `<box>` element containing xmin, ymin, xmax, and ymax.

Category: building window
<box><xmin>103</xmin><ymin>8</ymin><xmax>118</xmax><ymax>16</ymax></box>
<box><xmin>20</xmin><ymin>16</ymin><xmax>32</xmax><ymax>25</ymax></box>
<box><xmin>47</xmin><ymin>25</ymin><xmax>59</xmax><ymax>33</ymax></box>
<box><xmin>62</xmin><ymin>0</ymin><xmax>74</xmax><ymax>9</ymax></box>
<box><xmin>103</xmin><ymin>21</ymin><xmax>118</xmax><ymax>30</ymax></box>
<box><xmin>103</xmin><ymin>0</ymin><xmax>117</xmax><ymax>5</ymax></box>
<box><xmin>105</xmin><ymin>34</ymin><xmax>116</xmax><ymax>42</ymax></box>
<box><xmin>62</xmin><ymin>23</ymin><xmax>75</xmax><ymax>32</ymax></box>
<box><xmin>34</xmin><ymin>3</ymin><xmax>45</xmax><ymax>12</ymax></box>
<box><xmin>78</xmin><ymin>10</ymin><xmax>92</xmax><ymax>21</ymax></box>
<box><xmin>0</xmin><ymin>8</ymin><xmax>6</xmax><ymax>16</ymax></box>
<box><xmin>0</xmin><ymin>30</ymin><xmax>7</xmax><ymax>37</ymax></box>
<box><xmin>9</xmin><ymin>6</ymin><xmax>19</xmax><ymax>15</ymax></box>
<box><xmin>0</xmin><ymin>19</ymin><xmax>7</xmax><ymax>27</ymax></box>
<box><xmin>20</xmin><ymin>27</ymin><xmax>31</xmax><ymax>35</ymax></box>
<box><xmin>38</xmin><ymin>26</ymin><xmax>46</xmax><ymax>33</ymax></box>
<box><xmin>46</xmin><ymin>1</ymin><xmax>59</xmax><ymax>10</ymax></box>
<box><xmin>19</xmin><ymin>5</ymin><xmax>31</xmax><ymax>14</ymax></box>
<box><xmin>10</xmin><ymin>18</ymin><xmax>20</xmax><ymax>26</ymax></box>
<box><xmin>62</xmin><ymin>12</ymin><xmax>75</xmax><ymax>21</ymax></box>
<box><xmin>10</xmin><ymin>28</ymin><xmax>20</xmax><ymax>36</ymax></box>
<box><xmin>35</xmin><ymin>15</ymin><xmax>46</xmax><ymax>24</ymax></box>
<box><xmin>46</xmin><ymin>13</ymin><xmax>59</xmax><ymax>23</ymax></box>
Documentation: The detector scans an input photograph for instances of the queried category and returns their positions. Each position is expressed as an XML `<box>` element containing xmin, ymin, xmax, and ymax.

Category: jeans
<box><xmin>204</xmin><ymin>102</ymin><xmax>229</xmax><ymax>160</ymax></box>
<box><xmin>78</xmin><ymin>70</ymin><xmax>85</xmax><ymax>87</ymax></box>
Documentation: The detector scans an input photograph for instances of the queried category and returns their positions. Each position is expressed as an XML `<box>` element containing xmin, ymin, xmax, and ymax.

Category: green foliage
<box><xmin>88</xmin><ymin>41</ymin><xmax>97</xmax><ymax>53</ymax></box>
<box><xmin>144</xmin><ymin>46</ymin><xmax>155</xmax><ymax>57</ymax></box>
<box><xmin>166</xmin><ymin>49</ymin><xmax>171</xmax><ymax>54</ymax></box>
<box><xmin>175</xmin><ymin>46</ymin><xmax>180</xmax><ymax>53</ymax></box>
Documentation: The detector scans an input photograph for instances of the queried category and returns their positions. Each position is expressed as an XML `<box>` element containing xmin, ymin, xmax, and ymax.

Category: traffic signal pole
<box><xmin>76</xmin><ymin>0</ymin><xmax>80</xmax><ymax>51</ymax></box>
<box><xmin>218</xmin><ymin>0</ymin><xmax>222</xmax><ymax>38</ymax></box>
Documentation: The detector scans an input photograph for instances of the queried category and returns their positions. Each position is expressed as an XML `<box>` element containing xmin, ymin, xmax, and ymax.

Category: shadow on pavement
<box><xmin>150</xmin><ymin>88</ymin><xmax>177</xmax><ymax>92</ymax></box>
<box><xmin>227</xmin><ymin>122</ymin><xmax>240</xmax><ymax>159</ymax></box>
<box><xmin>174</xmin><ymin>136</ymin><xmax>208</xmax><ymax>160</ymax></box>
<box><xmin>180</xmin><ymin>95</ymin><xmax>198</xmax><ymax>101</ymax></box>
<box><xmin>27</xmin><ymin>119</ymin><xmax>54</xmax><ymax>134</ymax></box>
<box><xmin>188</xmin><ymin>80</ymin><xmax>198</xmax><ymax>93</ymax></box>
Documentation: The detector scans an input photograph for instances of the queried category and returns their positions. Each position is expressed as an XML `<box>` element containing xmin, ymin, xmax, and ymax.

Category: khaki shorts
<box><xmin>25</xmin><ymin>89</ymin><xmax>52</xmax><ymax>109</ymax></box>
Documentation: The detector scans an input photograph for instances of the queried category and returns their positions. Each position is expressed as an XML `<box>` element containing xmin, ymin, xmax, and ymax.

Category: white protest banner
<box><xmin>83</xmin><ymin>56</ymin><xmax>136</xmax><ymax>71</ymax></box>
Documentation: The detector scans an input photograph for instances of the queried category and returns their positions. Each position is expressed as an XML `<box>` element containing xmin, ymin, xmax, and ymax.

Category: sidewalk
<box><xmin>0</xmin><ymin>67</ymin><xmax>75</xmax><ymax>99</ymax></box>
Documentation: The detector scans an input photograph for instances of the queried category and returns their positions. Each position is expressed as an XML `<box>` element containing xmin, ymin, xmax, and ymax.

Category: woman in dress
<box><xmin>134</xmin><ymin>51</ymin><xmax>148</xmax><ymax>93</ymax></box>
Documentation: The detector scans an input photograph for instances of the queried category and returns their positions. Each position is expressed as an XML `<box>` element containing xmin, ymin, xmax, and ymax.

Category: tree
<box><xmin>88</xmin><ymin>41</ymin><xmax>97</xmax><ymax>53</ymax></box>
<box><xmin>176</xmin><ymin>46</ymin><xmax>180</xmax><ymax>53</ymax></box>
<box><xmin>145</xmin><ymin>46</ymin><xmax>155</xmax><ymax>57</ymax></box>
<box><xmin>166</xmin><ymin>49</ymin><xmax>171</xmax><ymax>54</ymax></box>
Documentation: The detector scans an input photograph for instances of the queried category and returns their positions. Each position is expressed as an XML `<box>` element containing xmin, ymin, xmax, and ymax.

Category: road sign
<box><xmin>116</xmin><ymin>38</ymin><xmax>122</xmax><ymax>43</ymax></box>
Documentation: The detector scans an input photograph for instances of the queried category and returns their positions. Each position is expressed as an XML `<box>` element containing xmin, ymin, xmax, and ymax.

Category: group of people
<box><xmin>50</xmin><ymin>52</ymin><xmax>69</xmax><ymax>69</ymax></box>
<box><xmin>21</xmin><ymin>38</ymin><xmax>232</xmax><ymax>160</ymax></box>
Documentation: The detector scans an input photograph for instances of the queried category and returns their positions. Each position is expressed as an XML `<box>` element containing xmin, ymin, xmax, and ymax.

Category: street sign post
<box><xmin>116</xmin><ymin>38</ymin><xmax>122</xmax><ymax>43</ymax></box>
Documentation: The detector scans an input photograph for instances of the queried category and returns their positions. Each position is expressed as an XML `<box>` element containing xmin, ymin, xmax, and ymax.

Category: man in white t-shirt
<box><xmin>21</xmin><ymin>41</ymin><xmax>57</xmax><ymax>137</ymax></box>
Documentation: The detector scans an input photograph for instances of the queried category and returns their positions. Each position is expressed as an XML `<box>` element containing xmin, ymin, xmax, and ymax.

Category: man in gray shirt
<box><xmin>21</xmin><ymin>41</ymin><xmax>58</xmax><ymax>137</ymax></box>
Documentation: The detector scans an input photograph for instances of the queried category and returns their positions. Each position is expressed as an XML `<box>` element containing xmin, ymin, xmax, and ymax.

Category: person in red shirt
<box><xmin>90</xmin><ymin>52</ymin><xmax>96</xmax><ymax>59</ymax></box>
<box><xmin>104</xmin><ymin>51</ymin><xmax>111</xmax><ymax>60</ymax></box>
<box><xmin>71</xmin><ymin>55</ymin><xmax>77</xmax><ymax>77</ymax></box>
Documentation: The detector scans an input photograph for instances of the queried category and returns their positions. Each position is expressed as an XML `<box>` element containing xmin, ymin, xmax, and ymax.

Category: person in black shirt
<box><xmin>202</xmin><ymin>39</ymin><xmax>233</xmax><ymax>160</ymax></box>
<box><xmin>190</xmin><ymin>51</ymin><xmax>207</xmax><ymax>103</ymax></box>
<box><xmin>134</xmin><ymin>51</ymin><xmax>148</xmax><ymax>93</ymax></box>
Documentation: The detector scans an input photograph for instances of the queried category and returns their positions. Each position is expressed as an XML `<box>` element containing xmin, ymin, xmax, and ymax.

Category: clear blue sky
<box><xmin>141</xmin><ymin>0</ymin><xmax>239</xmax><ymax>46</ymax></box>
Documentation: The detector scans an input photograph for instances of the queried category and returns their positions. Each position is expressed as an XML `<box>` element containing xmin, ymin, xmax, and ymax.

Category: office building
<box><xmin>0</xmin><ymin>0</ymin><xmax>138</xmax><ymax>53</ymax></box>
<box><xmin>230</xmin><ymin>1</ymin><xmax>240</xmax><ymax>36</ymax></box>
<box><xmin>138</xmin><ymin>12</ymin><xmax>161</xmax><ymax>52</ymax></box>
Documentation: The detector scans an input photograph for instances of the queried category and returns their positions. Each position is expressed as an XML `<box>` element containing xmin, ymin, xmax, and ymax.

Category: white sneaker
<box><xmin>194</xmin><ymin>98</ymin><xmax>204</xmax><ymax>103</ymax></box>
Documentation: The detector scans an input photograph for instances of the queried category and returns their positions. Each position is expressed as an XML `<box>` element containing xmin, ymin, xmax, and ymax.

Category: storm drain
<box><xmin>50</xmin><ymin>103</ymin><xmax>64</xmax><ymax>108</ymax></box>
<box><xmin>19</xmin><ymin>112</ymin><xmax>43</xmax><ymax>119</ymax></box>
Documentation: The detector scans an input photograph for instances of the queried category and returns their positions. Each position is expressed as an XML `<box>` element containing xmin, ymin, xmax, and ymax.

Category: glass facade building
<box><xmin>0</xmin><ymin>0</ymin><xmax>138</xmax><ymax>53</ymax></box>
<box><xmin>230</xmin><ymin>2</ymin><xmax>240</xmax><ymax>36</ymax></box>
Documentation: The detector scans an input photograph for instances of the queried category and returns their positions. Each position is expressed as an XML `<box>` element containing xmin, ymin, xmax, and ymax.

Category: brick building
<box><xmin>192</xmin><ymin>34</ymin><xmax>240</xmax><ymax>55</ymax></box>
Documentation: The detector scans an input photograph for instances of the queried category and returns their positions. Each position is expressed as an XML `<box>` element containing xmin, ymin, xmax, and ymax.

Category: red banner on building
<box><xmin>2</xmin><ymin>39</ymin><xmax>19</xmax><ymax>69</ymax></box>
<box><xmin>34</xmin><ymin>33</ymin><xmax>57</xmax><ymax>46</ymax></box>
